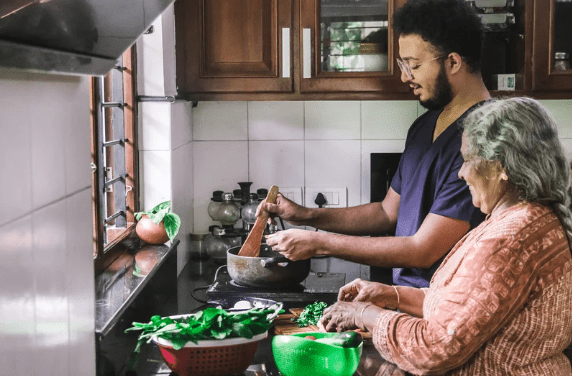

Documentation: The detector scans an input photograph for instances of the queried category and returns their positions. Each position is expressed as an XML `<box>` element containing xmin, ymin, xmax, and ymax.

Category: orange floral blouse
<box><xmin>373</xmin><ymin>202</ymin><xmax>572</xmax><ymax>375</ymax></box>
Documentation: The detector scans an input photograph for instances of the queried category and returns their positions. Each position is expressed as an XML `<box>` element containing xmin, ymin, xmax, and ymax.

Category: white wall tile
<box><xmin>193</xmin><ymin>141</ymin><xmax>248</xmax><ymax>232</ymax></box>
<box><xmin>248</xmin><ymin>101</ymin><xmax>304</xmax><ymax>140</ymax></box>
<box><xmin>539</xmin><ymin>100</ymin><xmax>572</xmax><ymax>138</ymax></box>
<box><xmin>139</xmin><ymin>101</ymin><xmax>171</xmax><ymax>151</ymax></box>
<box><xmin>0</xmin><ymin>73</ymin><xmax>32</xmax><ymax>226</ymax></box>
<box><xmin>560</xmin><ymin>138</ymin><xmax>572</xmax><ymax>163</ymax></box>
<box><xmin>32</xmin><ymin>200</ymin><xmax>69</xmax><ymax>375</ymax></box>
<box><xmin>193</xmin><ymin>102</ymin><xmax>248</xmax><ymax>140</ymax></box>
<box><xmin>249</xmin><ymin>141</ymin><xmax>305</xmax><ymax>189</ymax></box>
<box><xmin>140</xmin><ymin>150</ymin><xmax>172</xmax><ymax>212</ymax></box>
<box><xmin>66</xmin><ymin>189</ymin><xmax>96</xmax><ymax>376</ymax></box>
<box><xmin>0</xmin><ymin>216</ymin><xmax>34</xmax><ymax>365</ymax></box>
<box><xmin>171</xmin><ymin>101</ymin><xmax>193</xmax><ymax>150</ymax></box>
<box><xmin>305</xmin><ymin>101</ymin><xmax>361</xmax><ymax>140</ymax></box>
<box><xmin>30</xmin><ymin>75</ymin><xmax>80</xmax><ymax>209</ymax></box>
<box><xmin>362</xmin><ymin>100</ymin><xmax>417</xmax><ymax>140</ymax></box>
<box><xmin>361</xmin><ymin>140</ymin><xmax>406</xmax><ymax>205</ymax></box>
<box><xmin>64</xmin><ymin>77</ymin><xmax>91</xmax><ymax>195</ymax></box>
<box><xmin>305</xmin><ymin>140</ymin><xmax>361</xmax><ymax>208</ymax></box>
<box><xmin>417</xmin><ymin>102</ymin><xmax>428</xmax><ymax>117</ymax></box>
<box><xmin>172</xmin><ymin>143</ymin><xmax>194</xmax><ymax>274</ymax></box>
<box><xmin>137</xmin><ymin>17</ymin><xmax>167</xmax><ymax>96</ymax></box>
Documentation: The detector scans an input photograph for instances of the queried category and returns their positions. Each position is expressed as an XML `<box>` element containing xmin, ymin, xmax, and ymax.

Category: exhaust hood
<box><xmin>0</xmin><ymin>0</ymin><xmax>175</xmax><ymax>76</ymax></box>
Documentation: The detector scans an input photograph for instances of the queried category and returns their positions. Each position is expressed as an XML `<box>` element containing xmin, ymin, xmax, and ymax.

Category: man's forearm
<box><xmin>313</xmin><ymin>232</ymin><xmax>436</xmax><ymax>269</ymax></box>
<box><xmin>302</xmin><ymin>203</ymin><xmax>395</xmax><ymax>236</ymax></box>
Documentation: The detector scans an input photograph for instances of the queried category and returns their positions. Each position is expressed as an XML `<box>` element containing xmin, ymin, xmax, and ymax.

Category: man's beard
<box><xmin>419</xmin><ymin>62</ymin><xmax>453</xmax><ymax>111</ymax></box>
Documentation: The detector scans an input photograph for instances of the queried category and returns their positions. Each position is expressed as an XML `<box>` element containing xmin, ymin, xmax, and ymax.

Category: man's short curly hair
<box><xmin>393</xmin><ymin>0</ymin><xmax>484</xmax><ymax>73</ymax></box>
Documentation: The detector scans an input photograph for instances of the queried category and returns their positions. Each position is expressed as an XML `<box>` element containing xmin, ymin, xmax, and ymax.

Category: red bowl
<box><xmin>153</xmin><ymin>332</ymin><xmax>267</xmax><ymax>376</ymax></box>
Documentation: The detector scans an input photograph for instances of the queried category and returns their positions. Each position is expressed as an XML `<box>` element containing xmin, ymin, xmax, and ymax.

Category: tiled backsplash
<box><xmin>190</xmin><ymin>99</ymin><xmax>572</xmax><ymax>282</ymax></box>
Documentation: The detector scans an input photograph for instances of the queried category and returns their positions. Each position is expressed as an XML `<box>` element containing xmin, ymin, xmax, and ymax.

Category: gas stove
<box><xmin>206</xmin><ymin>267</ymin><xmax>346</xmax><ymax>309</ymax></box>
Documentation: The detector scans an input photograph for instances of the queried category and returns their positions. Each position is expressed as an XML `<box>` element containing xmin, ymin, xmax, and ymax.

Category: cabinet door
<box><xmin>532</xmin><ymin>0</ymin><xmax>572</xmax><ymax>91</ymax></box>
<box><xmin>175</xmin><ymin>0</ymin><xmax>293</xmax><ymax>94</ymax></box>
<box><xmin>299</xmin><ymin>0</ymin><xmax>408</xmax><ymax>93</ymax></box>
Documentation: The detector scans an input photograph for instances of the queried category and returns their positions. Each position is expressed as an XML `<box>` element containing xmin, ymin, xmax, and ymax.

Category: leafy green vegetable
<box><xmin>293</xmin><ymin>301</ymin><xmax>328</xmax><ymax>327</ymax></box>
<box><xmin>135</xmin><ymin>201</ymin><xmax>181</xmax><ymax>242</ymax></box>
<box><xmin>125</xmin><ymin>304</ymin><xmax>283</xmax><ymax>353</ymax></box>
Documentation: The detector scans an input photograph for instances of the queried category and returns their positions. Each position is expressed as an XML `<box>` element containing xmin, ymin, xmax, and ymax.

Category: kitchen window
<box><xmin>91</xmin><ymin>47</ymin><xmax>139</xmax><ymax>270</ymax></box>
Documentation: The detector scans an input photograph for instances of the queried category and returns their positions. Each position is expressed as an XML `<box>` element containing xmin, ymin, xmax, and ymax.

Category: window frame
<box><xmin>91</xmin><ymin>47</ymin><xmax>139</xmax><ymax>274</ymax></box>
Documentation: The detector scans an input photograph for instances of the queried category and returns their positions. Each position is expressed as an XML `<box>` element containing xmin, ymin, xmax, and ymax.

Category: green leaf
<box><xmin>163</xmin><ymin>213</ymin><xmax>181</xmax><ymax>242</ymax></box>
<box><xmin>135</xmin><ymin>201</ymin><xmax>174</xmax><ymax>226</ymax></box>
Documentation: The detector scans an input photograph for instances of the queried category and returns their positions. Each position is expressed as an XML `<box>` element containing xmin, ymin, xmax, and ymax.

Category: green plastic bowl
<box><xmin>272</xmin><ymin>332</ymin><xmax>363</xmax><ymax>376</ymax></box>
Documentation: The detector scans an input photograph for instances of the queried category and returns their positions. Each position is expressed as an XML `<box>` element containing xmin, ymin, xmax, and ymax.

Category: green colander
<box><xmin>272</xmin><ymin>332</ymin><xmax>363</xmax><ymax>376</ymax></box>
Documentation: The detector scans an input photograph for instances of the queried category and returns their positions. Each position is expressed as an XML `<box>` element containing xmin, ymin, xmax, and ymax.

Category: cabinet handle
<box><xmin>303</xmin><ymin>28</ymin><xmax>312</xmax><ymax>78</ymax></box>
<box><xmin>282</xmin><ymin>27</ymin><xmax>290</xmax><ymax>78</ymax></box>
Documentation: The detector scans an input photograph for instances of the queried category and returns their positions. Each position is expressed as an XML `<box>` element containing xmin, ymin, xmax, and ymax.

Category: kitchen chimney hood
<box><xmin>0</xmin><ymin>0</ymin><xmax>175</xmax><ymax>76</ymax></box>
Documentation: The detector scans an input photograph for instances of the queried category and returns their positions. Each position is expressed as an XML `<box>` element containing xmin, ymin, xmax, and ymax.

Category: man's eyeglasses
<box><xmin>396</xmin><ymin>55</ymin><xmax>447</xmax><ymax>79</ymax></box>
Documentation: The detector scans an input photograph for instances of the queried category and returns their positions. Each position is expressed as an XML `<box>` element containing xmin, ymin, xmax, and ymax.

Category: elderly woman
<box><xmin>319</xmin><ymin>97</ymin><xmax>572</xmax><ymax>375</ymax></box>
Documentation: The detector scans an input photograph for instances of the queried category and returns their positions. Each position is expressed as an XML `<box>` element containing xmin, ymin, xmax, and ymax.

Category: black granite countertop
<box><xmin>95</xmin><ymin>240</ymin><xmax>179</xmax><ymax>336</ymax></box>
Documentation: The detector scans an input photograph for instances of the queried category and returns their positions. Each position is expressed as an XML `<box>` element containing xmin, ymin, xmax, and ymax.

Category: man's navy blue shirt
<box><xmin>390</xmin><ymin>109</ymin><xmax>486</xmax><ymax>288</ymax></box>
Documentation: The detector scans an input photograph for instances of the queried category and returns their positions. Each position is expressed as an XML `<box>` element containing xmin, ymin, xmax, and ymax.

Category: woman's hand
<box><xmin>338</xmin><ymin>278</ymin><xmax>399</xmax><ymax>310</ymax></box>
<box><xmin>318</xmin><ymin>301</ymin><xmax>366</xmax><ymax>332</ymax></box>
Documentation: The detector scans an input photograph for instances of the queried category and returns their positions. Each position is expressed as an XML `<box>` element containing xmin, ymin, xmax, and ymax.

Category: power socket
<box><xmin>305</xmin><ymin>187</ymin><xmax>347</xmax><ymax>208</ymax></box>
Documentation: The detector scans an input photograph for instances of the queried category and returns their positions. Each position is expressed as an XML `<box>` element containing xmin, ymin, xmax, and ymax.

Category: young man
<box><xmin>260</xmin><ymin>0</ymin><xmax>489</xmax><ymax>288</ymax></box>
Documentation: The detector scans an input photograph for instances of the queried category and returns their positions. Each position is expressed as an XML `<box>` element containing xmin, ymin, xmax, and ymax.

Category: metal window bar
<box><xmin>96</xmin><ymin>60</ymin><xmax>127</xmax><ymax>244</ymax></box>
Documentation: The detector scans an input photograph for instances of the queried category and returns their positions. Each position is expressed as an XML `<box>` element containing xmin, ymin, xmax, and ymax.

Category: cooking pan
<box><xmin>227</xmin><ymin>244</ymin><xmax>311</xmax><ymax>288</ymax></box>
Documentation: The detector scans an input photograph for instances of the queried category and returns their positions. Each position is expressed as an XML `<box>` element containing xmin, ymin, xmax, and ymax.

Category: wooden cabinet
<box><xmin>175</xmin><ymin>0</ymin><xmax>413</xmax><ymax>100</ymax></box>
<box><xmin>174</xmin><ymin>0</ymin><xmax>572</xmax><ymax>100</ymax></box>
<box><xmin>299</xmin><ymin>0</ymin><xmax>407</xmax><ymax>94</ymax></box>
<box><xmin>174</xmin><ymin>0</ymin><xmax>294</xmax><ymax>94</ymax></box>
<box><xmin>531</xmin><ymin>0</ymin><xmax>572</xmax><ymax>92</ymax></box>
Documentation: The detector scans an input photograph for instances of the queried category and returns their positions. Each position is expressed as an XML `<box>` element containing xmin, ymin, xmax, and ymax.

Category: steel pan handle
<box><xmin>260</xmin><ymin>256</ymin><xmax>290</xmax><ymax>268</ymax></box>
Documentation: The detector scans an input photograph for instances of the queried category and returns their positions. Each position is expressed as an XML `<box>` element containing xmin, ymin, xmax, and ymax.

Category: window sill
<box><xmin>94</xmin><ymin>239</ymin><xmax>179</xmax><ymax>336</ymax></box>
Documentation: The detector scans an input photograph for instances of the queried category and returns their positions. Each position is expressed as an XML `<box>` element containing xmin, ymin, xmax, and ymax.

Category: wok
<box><xmin>227</xmin><ymin>244</ymin><xmax>311</xmax><ymax>288</ymax></box>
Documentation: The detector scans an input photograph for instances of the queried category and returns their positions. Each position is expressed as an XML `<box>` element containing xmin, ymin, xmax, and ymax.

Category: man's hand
<box><xmin>265</xmin><ymin>229</ymin><xmax>319</xmax><ymax>260</ymax></box>
<box><xmin>256</xmin><ymin>193</ymin><xmax>308</xmax><ymax>226</ymax></box>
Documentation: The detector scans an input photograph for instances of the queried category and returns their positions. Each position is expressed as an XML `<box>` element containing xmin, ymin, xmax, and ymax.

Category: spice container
<box><xmin>554</xmin><ymin>52</ymin><xmax>570</xmax><ymax>71</ymax></box>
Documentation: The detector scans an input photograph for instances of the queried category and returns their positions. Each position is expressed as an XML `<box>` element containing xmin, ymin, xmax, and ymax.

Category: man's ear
<box><xmin>447</xmin><ymin>52</ymin><xmax>463</xmax><ymax>74</ymax></box>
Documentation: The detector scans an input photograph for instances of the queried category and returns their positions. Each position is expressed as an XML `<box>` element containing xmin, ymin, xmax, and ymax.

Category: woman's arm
<box><xmin>372</xmin><ymin>236</ymin><xmax>543</xmax><ymax>374</ymax></box>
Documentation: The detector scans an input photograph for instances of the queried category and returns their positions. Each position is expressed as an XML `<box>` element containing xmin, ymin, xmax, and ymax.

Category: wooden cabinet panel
<box><xmin>299</xmin><ymin>0</ymin><xmax>408</xmax><ymax>93</ymax></box>
<box><xmin>532</xmin><ymin>0</ymin><xmax>572</xmax><ymax>92</ymax></box>
<box><xmin>175</xmin><ymin>0</ymin><xmax>293</xmax><ymax>93</ymax></box>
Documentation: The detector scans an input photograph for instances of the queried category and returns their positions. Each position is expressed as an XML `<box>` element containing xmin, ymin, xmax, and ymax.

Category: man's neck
<box><xmin>433</xmin><ymin>75</ymin><xmax>490</xmax><ymax>141</ymax></box>
<box><xmin>441</xmin><ymin>74</ymin><xmax>491</xmax><ymax>122</ymax></box>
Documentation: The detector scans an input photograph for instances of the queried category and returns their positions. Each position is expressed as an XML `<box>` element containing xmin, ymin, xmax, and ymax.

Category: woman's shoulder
<box><xmin>484</xmin><ymin>202</ymin><xmax>566</xmax><ymax>252</ymax></box>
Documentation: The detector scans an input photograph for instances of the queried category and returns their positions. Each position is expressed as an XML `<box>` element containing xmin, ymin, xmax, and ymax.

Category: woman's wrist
<box><xmin>355</xmin><ymin>303</ymin><xmax>373</xmax><ymax>330</ymax></box>
<box><xmin>392</xmin><ymin>286</ymin><xmax>400</xmax><ymax>310</ymax></box>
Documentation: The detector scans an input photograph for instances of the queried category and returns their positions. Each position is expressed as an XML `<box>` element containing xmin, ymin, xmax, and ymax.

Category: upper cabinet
<box><xmin>174</xmin><ymin>0</ymin><xmax>572</xmax><ymax>100</ymax></box>
<box><xmin>174</xmin><ymin>0</ymin><xmax>294</xmax><ymax>94</ymax></box>
<box><xmin>299</xmin><ymin>0</ymin><xmax>407</xmax><ymax>94</ymax></box>
<box><xmin>175</xmin><ymin>0</ymin><xmax>412</xmax><ymax>100</ymax></box>
<box><xmin>531</xmin><ymin>0</ymin><xmax>572</xmax><ymax>92</ymax></box>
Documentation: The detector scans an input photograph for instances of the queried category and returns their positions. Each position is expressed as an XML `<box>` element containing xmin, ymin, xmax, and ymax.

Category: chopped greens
<box><xmin>293</xmin><ymin>301</ymin><xmax>328</xmax><ymax>327</ymax></box>
<box><xmin>125</xmin><ymin>303</ymin><xmax>283</xmax><ymax>353</ymax></box>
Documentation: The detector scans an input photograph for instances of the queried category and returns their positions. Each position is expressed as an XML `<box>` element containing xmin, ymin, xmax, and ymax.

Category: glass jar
<box><xmin>207</xmin><ymin>190</ymin><xmax>224</xmax><ymax>221</ymax></box>
<box><xmin>241</xmin><ymin>193</ymin><xmax>260</xmax><ymax>225</ymax></box>
<box><xmin>204</xmin><ymin>226</ymin><xmax>232</xmax><ymax>264</ymax></box>
<box><xmin>554</xmin><ymin>52</ymin><xmax>570</xmax><ymax>71</ymax></box>
<box><xmin>216</xmin><ymin>192</ymin><xmax>240</xmax><ymax>225</ymax></box>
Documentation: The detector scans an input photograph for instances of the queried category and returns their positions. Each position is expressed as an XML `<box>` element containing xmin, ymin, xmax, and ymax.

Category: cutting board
<box><xmin>274</xmin><ymin>307</ymin><xmax>372</xmax><ymax>345</ymax></box>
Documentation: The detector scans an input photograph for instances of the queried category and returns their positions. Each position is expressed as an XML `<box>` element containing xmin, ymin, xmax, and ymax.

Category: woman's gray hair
<box><xmin>463</xmin><ymin>97</ymin><xmax>572</xmax><ymax>246</ymax></box>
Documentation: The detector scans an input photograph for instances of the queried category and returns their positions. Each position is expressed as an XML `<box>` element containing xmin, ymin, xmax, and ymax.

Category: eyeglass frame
<box><xmin>396</xmin><ymin>54</ymin><xmax>448</xmax><ymax>79</ymax></box>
